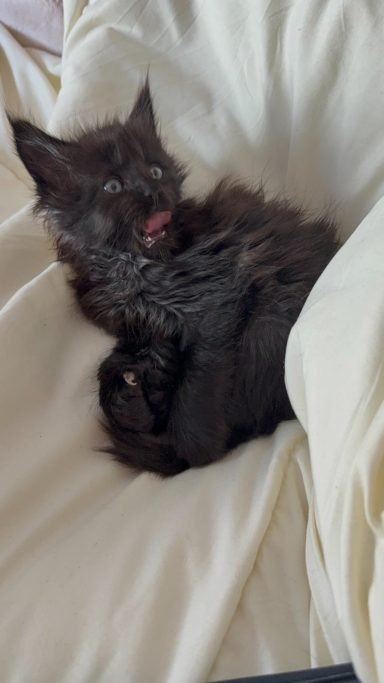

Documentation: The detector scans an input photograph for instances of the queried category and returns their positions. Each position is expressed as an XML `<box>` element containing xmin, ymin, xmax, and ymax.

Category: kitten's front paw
<box><xmin>98</xmin><ymin>338</ymin><xmax>179</xmax><ymax>437</ymax></box>
<box><xmin>98</xmin><ymin>356</ymin><xmax>156</xmax><ymax>433</ymax></box>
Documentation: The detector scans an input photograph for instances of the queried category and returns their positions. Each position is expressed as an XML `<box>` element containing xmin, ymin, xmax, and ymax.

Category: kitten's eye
<box><xmin>103</xmin><ymin>178</ymin><xmax>123</xmax><ymax>194</ymax></box>
<box><xmin>150</xmin><ymin>165</ymin><xmax>163</xmax><ymax>180</ymax></box>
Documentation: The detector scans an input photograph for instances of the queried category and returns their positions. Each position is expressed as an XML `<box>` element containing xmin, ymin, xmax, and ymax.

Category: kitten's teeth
<box><xmin>142</xmin><ymin>230</ymin><xmax>167</xmax><ymax>248</ymax></box>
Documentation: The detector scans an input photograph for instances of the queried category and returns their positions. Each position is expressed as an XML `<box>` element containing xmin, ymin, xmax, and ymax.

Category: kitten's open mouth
<box><xmin>143</xmin><ymin>211</ymin><xmax>172</xmax><ymax>248</ymax></box>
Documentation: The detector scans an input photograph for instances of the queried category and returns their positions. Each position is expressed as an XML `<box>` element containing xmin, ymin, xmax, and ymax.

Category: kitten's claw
<box><xmin>123</xmin><ymin>370</ymin><xmax>138</xmax><ymax>386</ymax></box>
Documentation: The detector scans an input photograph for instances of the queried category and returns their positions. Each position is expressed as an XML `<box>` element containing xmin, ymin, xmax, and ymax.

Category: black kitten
<box><xmin>9</xmin><ymin>81</ymin><xmax>339</xmax><ymax>475</ymax></box>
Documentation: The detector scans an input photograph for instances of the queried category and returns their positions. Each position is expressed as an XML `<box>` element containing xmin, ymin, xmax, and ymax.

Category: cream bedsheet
<box><xmin>1</xmin><ymin>2</ymin><xmax>384</xmax><ymax>682</ymax></box>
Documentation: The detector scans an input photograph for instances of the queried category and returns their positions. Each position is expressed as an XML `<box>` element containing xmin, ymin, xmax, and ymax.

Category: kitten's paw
<box><xmin>98</xmin><ymin>339</ymin><xmax>179</xmax><ymax>437</ymax></box>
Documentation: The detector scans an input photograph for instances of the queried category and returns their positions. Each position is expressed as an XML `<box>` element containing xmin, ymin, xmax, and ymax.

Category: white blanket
<box><xmin>1</xmin><ymin>2</ymin><xmax>384</xmax><ymax>681</ymax></box>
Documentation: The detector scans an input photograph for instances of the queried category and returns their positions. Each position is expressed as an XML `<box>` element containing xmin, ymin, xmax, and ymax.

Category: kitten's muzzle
<box><xmin>131</xmin><ymin>178</ymin><xmax>153</xmax><ymax>197</ymax></box>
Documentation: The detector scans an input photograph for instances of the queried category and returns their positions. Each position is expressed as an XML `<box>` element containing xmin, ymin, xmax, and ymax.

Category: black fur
<box><xmin>9</xmin><ymin>81</ymin><xmax>339</xmax><ymax>475</ymax></box>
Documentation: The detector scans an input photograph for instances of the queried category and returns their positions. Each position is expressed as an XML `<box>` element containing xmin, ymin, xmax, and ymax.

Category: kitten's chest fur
<box><xmin>67</xmin><ymin>180</ymin><xmax>337</xmax><ymax>345</ymax></box>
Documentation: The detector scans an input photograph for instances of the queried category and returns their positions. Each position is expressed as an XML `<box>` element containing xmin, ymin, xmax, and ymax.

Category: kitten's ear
<box><xmin>128</xmin><ymin>80</ymin><xmax>157</xmax><ymax>134</ymax></box>
<box><xmin>8</xmin><ymin>117</ymin><xmax>70</xmax><ymax>190</ymax></box>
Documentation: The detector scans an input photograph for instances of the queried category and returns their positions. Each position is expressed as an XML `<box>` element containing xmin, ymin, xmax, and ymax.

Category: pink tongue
<box><xmin>144</xmin><ymin>211</ymin><xmax>172</xmax><ymax>235</ymax></box>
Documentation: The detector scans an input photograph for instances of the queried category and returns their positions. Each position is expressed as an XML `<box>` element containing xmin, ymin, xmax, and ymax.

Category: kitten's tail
<box><xmin>99</xmin><ymin>422</ymin><xmax>189</xmax><ymax>477</ymax></box>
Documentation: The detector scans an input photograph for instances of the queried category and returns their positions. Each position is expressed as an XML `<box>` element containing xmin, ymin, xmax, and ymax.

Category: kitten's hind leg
<box><xmin>228</xmin><ymin>315</ymin><xmax>295</xmax><ymax>444</ymax></box>
<box><xmin>167</xmin><ymin>341</ymin><xmax>233</xmax><ymax>468</ymax></box>
<box><xmin>98</xmin><ymin>339</ymin><xmax>233</xmax><ymax>473</ymax></box>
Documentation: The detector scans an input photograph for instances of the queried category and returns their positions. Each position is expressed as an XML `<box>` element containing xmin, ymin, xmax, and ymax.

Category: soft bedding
<box><xmin>1</xmin><ymin>1</ymin><xmax>384</xmax><ymax>682</ymax></box>
<box><xmin>0</xmin><ymin>0</ymin><xmax>63</xmax><ymax>56</ymax></box>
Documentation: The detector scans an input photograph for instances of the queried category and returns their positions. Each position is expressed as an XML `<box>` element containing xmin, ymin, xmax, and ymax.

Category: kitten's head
<box><xmin>9</xmin><ymin>81</ymin><xmax>187</xmax><ymax>257</ymax></box>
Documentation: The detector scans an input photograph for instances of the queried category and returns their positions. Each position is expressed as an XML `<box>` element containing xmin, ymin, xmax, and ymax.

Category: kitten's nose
<box><xmin>132</xmin><ymin>179</ymin><xmax>152</xmax><ymax>197</ymax></box>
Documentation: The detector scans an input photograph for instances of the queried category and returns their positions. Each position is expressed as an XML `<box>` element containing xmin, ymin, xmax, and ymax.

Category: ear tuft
<box><xmin>128</xmin><ymin>78</ymin><xmax>157</xmax><ymax>132</ymax></box>
<box><xmin>7</xmin><ymin>116</ymin><xmax>69</xmax><ymax>189</ymax></box>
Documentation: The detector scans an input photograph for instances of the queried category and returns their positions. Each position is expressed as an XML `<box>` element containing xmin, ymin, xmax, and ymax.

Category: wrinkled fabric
<box><xmin>1</xmin><ymin>2</ymin><xmax>384</xmax><ymax>682</ymax></box>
